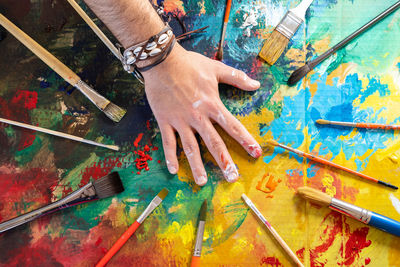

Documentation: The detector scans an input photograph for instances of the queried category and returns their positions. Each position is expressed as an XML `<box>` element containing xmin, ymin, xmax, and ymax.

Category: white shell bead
<box><xmin>139</xmin><ymin>52</ymin><xmax>148</xmax><ymax>60</ymax></box>
<box><xmin>126</xmin><ymin>55</ymin><xmax>136</xmax><ymax>64</ymax></box>
<box><xmin>167</xmin><ymin>30</ymin><xmax>173</xmax><ymax>36</ymax></box>
<box><xmin>158</xmin><ymin>33</ymin><xmax>169</xmax><ymax>44</ymax></box>
<box><xmin>149</xmin><ymin>48</ymin><xmax>162</xmax><ymax>56</ymax></box>
<box><xmin>133</xmin><ymin>47</ymin><xmax>143</xmax><ymax>56</ymax></box>
<box><xmin>146</xmin><ymin>42</ymin><xmax>157</xmax><ymax>50</ymax></box>
<box><xmin>126</xmin><ymin>51</ymin><xmax>133</xmax><ymax>57</ymax></box>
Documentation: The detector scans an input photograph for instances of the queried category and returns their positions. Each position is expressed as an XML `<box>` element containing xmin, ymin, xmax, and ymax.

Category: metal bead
<box><xmin>149</xmin><ymin>48</ymin><xmax>162</xmax><ymax>56</ymax></box>
<box><xmin>146</xmin><ymin>42</ymin><xmax>157</xmax><ymax>50</ymax></box>
<box><xmin>158</xmin><ymin>33</ymin><xmax>169</xmax><ymax>44</ymax></box>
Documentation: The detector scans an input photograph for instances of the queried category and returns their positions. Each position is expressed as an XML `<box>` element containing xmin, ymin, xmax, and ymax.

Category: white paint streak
<box><xmin>217</xmin><ymin>111</ymin><xmax>227</xmax><ymax>125</ymax></box>
<box><xmin>192</xmin><ymin>100</ymin><xmax>202</xmax><ymax>109</ymax></box>
<box><xmin>60</xmin><ymin>101</ymin><xmax>68</xmax><ymax>114</ymax></box>
<box><xmin>390</xmin><ymin>194</ymin><xmax>400</xmax><ymax>215</ymax></box>
<box><xmin>240</xmin><ymin>8</ymin><xmax>259</xmax><ymax>37</ymax></box>
<box><xmin>223</xmin><ymin>163</ymin><xmax>239</xmax><ymax>182</ymax></box>
<box><xmin>232</xmin><ymin>70</ymin><xmax>236</xmax><ymax>77</ymax></box>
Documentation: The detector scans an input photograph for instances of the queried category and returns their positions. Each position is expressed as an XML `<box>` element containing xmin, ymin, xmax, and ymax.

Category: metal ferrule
<box><xmin>74</xmin><ymin>80</ymin><xmax>110</xmax><ymax>111</ymax></box>
<box><xmin>278</xmin><ymin>143</ymin><xmax>304</xmax><ymax>156</ymax></box>
<box><xmin>275</xmin><ymin>11</ymin><xmax>303</xmax><ymax>39</ymax></box>
<box><xmin>137</xmin><ymin>196</ymin><xmax>162</xmax><ymax>224</ymax></box>
<box><xmin>219</xmin><ymin>22</ymin><xmax>228</xmax><ymax>47</ymax></box>
<box><xmin>331</xmin><ymin>121</ymin><xmax>356</xmax><ymax>127</ymax></box>
<box><xmin>330</xmin><ymin>198</ymin><xmax>372</xmax><ymax>224</ymax></box>
<box><xmin>193</xmin><ymin>221</ymin><xmax>205</xmax><ymax>257</ymax></box>
<box><xmin>0</xmin><ymin>182</ymin><xmax>96</xmax><ymax>233</ymax></box>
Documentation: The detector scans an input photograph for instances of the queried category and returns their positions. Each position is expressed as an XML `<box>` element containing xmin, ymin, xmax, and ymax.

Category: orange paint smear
<box><xmin>256</xmin><ymin>173</ymin><xmax>281</xmax><ymax>198</ymax></box>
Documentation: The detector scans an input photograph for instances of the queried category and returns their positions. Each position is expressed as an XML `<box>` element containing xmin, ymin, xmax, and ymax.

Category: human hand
<box><xmin>142</xmin><ymin>44</ymin><xmax>262</xmax><ymax>186</ymax></box>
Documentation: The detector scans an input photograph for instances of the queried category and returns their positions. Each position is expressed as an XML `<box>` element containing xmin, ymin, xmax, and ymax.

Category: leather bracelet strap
<box><xmin>137</xmin><ymin>38</ymin><xmax>176</xmax><ymax>72</ymax></box>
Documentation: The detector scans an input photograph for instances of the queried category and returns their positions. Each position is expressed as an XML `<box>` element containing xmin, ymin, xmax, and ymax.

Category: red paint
<box><xmin>296</xmin><ymin>248</ymin><xmax>305</xmax><ymax>261</ymax></box>
<box><xmin>95</xmin><ymin>237</ymin><xmax>102</xmax><ymax>246</ymax></box>
<box><xmin>152</xmin><ymin>146</ymin><xmax>158</xmax><ymax>151</ymax></box>
<box><xmin>133</xmin><ymin>133</ymin><xmax>144</xmax><ymax>148</ymax></box>
<box><xmin>80</xmin><ymin>157</ymin><xmax>123</xmax><ymax>186</ymax></box>
<box><xmin>134</xmin><ymin>149</ymin><xmax>152</xmax><ymax>172</ymax></box>
<box><xmin>11</xmin><ymin>90</ymin><xmax>38</xmax><ymax>110</ymax></box>
<box><xmin>157</xmin><ymin>160</ymin><xmax>161</xmax><ymax>164</ymax></box>
<box><xmin>365</xmin><ymin>258</ymin><xmax>371</xmax><ymax>265</ymax></box>
<box><xmin>340</xmin><ymin>227</ymin><xmax>371</xmax><ymax>265</ymax></box>
<box><xmin>286</xmin><ymin>168</ymin><xmax>304</xmax><ymax>190</ymax></box>
<box><xmin>146</xmin><ymin>120</ymin><xmax>151</xmax><ymax>130</ymax></box>
<box><xmin>260</xmin><ymin>256</ymin><xmax>282</xmax><ymax>266</ymax></box>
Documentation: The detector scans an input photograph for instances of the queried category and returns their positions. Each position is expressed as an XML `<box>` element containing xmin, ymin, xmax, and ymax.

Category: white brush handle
<box><xmin>290</xmin><ymin>0</ymin><xmax>314</xmax><ymax>20</ymax></box>
<box><xmin>0</xmin><ymin>118</ymin><xmax>119</xmax><ymax>151</ymax></box>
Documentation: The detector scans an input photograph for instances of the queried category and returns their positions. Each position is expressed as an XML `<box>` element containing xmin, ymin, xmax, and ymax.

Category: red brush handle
<box><xmin>190</xmin><ymin>256</ymin><xmax>201</xmax><ymax>267</ymax></box>
<box><xmin>96</xmin><ymin>221</ymin><xmax>141</xmax><ymax>267</ymax></box>
<box><xmin>223</xmin><ymin>0</ymin><xmax>232</xmax><ymax>23</ymax></box>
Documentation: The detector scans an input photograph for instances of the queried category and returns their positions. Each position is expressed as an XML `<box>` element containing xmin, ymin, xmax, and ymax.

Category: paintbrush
<box><xmin>267</xmin><ymin>139</ymin><xmax>397</xmax><ymax>190</ymax></box>
<box><xmin>216</xmin><ymin>0</ymin><xmax>232</xmax><ymax>60</ymax></box>
<box><xmin>0</xmin><ymin>13</ymin><xmax>126</xmax><ymax>122</ymax></box>
<box><xmin>96</xmin><ymin>188</ymin><xmax>169</xmax><ymax>267</ymax></box>
<box><xmin>0</xmin><ymin>172</ymin><xmax>124</xmax><ymax>233</ymax></box>
<box><xmin>317</xmin><ymin>119</ymin><xmax>400</xmax><ymax>130</ymax></box>
<box><xmin>191</xmin><ymin>200</ymin><xmax>207</xmax><ymax>267</ymax></box>
<box><xmin>259</xmin><ymin>0</ymin><xmax>314</xmax><ymax>65</ymax></box>
<box><xmin>298</xmin><ymin>186</ymin><xmax>400</xmax><ymax>236</ymax></box>
<box><xmin>0</xmin><ymin>117</ymin><xmax>119</xmax><ymax>151</ymax></box>
<box><xmin>242</xmin><ymin>194</ymin><xmax>304</xmax><ymax>267</ymax></box>
<box><xmin>287</xmin><ymin>1</ymin><xmax>400</xmax><ymax>86</ymax></box>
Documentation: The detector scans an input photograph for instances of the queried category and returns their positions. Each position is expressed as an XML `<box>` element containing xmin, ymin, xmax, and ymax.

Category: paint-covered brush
<box><xmin>259</xmin><ymin>0</ymin><xmax>314</xmax><ymax>65</ymax></box>
<box><xmin>191</xmin><ymin>200</ymin><xmax>207</xmax><ymax>267</ymax></box>
<box><xmin>317</xmin><ymin>119</ymin><xmax>400</xmax><ymax>130</ymax></box>
<box><xmin>298</xmin><ymin>186</ymin><xmax>400</xmax><ymax>236</ymax></box>
<box><xmin>287</xmin><ymin>1</ymin><xmax>400</xmax><ymax>86</ymax></box>
<box><xmin>96</xmin><ymin>188</ymin><xmax>169</xmax><ymax>267</ymax></box>
<box><xmin>267</xmin><ymin>139</ymin><xmax>397</xmax><ymax>190</ymax></box>
<box><xmin>216</xmin><ymin>0</ymin><xmax>232</xmax><ymax>60</ymax></box>
<box><xmin>0</xmin><ymin>13</ymin><xmax>126</xmax><ymax>122</ymax></box>
<box><xmin>242</xmin><ymin>194</ymin><xmax>304</xmax><ymax>266</ymax></box>
<box><xmin>0</xmin><ymin>117</ymin><xmax>119</xmax><ymax>151</ymax></box>
<box><xmin>0</xmin><ymin>172</ymin><xmax>124</xmax><ymax>233</ymax></box>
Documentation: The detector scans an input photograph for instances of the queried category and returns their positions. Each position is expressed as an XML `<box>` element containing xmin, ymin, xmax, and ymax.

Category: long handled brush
<box><xmin>0</xmin><ymin>172</ymin><xmax>124</xmax><ymax>233</ymax></box>
<box><xmin>216</xmin><ymin>0</ymin><xmax>232</xmax><ymax>60</ymax></box>
<box><xmin>317</xmin><ymin>119</ymin><xmax>400</xmax><ymax>130</ymax></box>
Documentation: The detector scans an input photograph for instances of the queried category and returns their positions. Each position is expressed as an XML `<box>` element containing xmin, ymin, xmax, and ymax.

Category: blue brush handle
<box><xmin>369</xmin><ymin>212</ymin><xmax>400</xmax><ymax>236</ymax></box>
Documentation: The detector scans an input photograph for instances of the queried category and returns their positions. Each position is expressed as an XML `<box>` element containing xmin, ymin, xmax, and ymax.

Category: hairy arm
<box><xmin>83</xmin><ymin>0</ymin><xmax>262</xmax><ymax>186</ymax></box>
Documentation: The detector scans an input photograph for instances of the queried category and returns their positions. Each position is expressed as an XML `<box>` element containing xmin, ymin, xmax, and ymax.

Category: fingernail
<box><xmin>250</xmin><ymin>79</ymin><xmax>260</xmax><ymax>88</ymax></box>
<box><xmin>224</xmin><ymin>163</ymin><xmax>239</xmax><ymax>183</ymax></box>
<box><xmin>196</xmin><ymin>175</ymin><xmax>207</xmax><ymax>186</ymax></box>
<box><xmin>249</xmin><ymin>144</ymin><xmax>262</xmax><ymax>158</ymax></box>
<box><xmin>168</xmin><ymin>165</ymin><xmax>177</xmax><ymax>174</ymax></box>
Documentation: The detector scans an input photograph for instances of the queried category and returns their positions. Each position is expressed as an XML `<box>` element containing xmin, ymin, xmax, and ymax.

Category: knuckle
<box><xmin>189</xmin><ymin>109</ymin><xmax>203</xmax><ymax>125</ymax></box>
<box><xmin>208</xmin><ymin>135</ymin><xmax>224</xmax><ymax>151</ymax></box>
<box><xmin>230</xmin><ymin>123</ymin><xmax>242</xmax><ymax>137</ymax></box>
<box><xmin>183</xmin><ymin>143</ymin><xmax>197</xmax><ymax>156</ymax></box>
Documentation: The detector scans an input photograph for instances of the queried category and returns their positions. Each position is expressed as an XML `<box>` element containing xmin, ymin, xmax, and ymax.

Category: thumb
<box><xmin>216</xmin><ymin>63</ymin><xmax>260</xmax><ymax>91</ymax></box>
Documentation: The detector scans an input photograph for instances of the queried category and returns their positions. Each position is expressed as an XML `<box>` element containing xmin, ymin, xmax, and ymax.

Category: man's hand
<box><xmin>143</xmin><ymin>44</ymin><xmax>262</xmax><ymax>185</ymax></box>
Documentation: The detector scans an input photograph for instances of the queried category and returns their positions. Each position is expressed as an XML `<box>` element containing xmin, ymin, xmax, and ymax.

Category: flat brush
<box><xmin>288</xmin><ymin>1</ymin><xmax>400</xmax><ymax>86</ymax></box>
<box><xmin>259</xmin><ymin>0</ymin><xmax>314</xmax><ymax>65</ymax></box>
<box><xmin>317</xmin><ymin>119</ymin><xmax>400</xmax><ymax>130</ymax></box>
<box><xmin>191</xmin><ymin>200</ymin><xmax>207</xmax><ymax>267</ymax></box>
<box><xmin>0</xmin><ymin>172</ymin><xmax>124</xmax><ymax>233</ymax></box>
<box><xmin>242</xmin><ymin>194</ymin><xmax>304</xmax><ymax>266</ymax></box>
<box><xmin>0</xmin><ymin>13</ymin><xmax>126</xmax><ymax>122</ymax></box>
<box><xmin>267</xmin><ymin>139</ymin><xmax>397</xmax><ymax>190</ymax></box>
<box><xmin>96</xmin><ymin>188</ymin><xmax>169</xmax><ymax>267</ymax></box>
<box><xmin>298</xmin><ymin>186</ymin><xmax>400</xmax><ymax>236</ymax></box>
<box><xmin>0</xmin><ymin>117</ymin><xmax>119</xmax><ymax>151</ymax></box>
<box><xmin>216</xmin><ymin>0</ymin><xmax>232</xmax><ymax>60</ymax></box>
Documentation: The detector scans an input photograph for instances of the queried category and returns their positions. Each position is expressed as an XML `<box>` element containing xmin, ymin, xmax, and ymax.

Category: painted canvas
<box><xmin>0</xmin><ymin>0</ymin><xmax>399</xmax><ymax>266</ymax></box>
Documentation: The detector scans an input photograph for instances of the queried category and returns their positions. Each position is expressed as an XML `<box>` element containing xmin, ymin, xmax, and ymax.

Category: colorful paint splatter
<box><xmin>0</xmin><ymin>0</ymin><xmax>400</xmax><ymax>266</ymax></box>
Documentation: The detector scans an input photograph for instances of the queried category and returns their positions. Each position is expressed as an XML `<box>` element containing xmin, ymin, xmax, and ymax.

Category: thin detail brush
<box><xmin>191</xmin><ymin>200</ymin><xmax>207</xmax><ymax>267</ymax></box>
<box><xmin>259</xmin><ymin>0</ymin><xmax>314</xmax><ymax>65</ymax></box>
<box><xmin>317</xmin><ymin>119</ymin><xmax>400</xmax><ymax>130</ymax></box>
<box><xmin>216</xmin><ymin>0</ymin><xmax>232</xmax><ymax>60</ymax></box>
<box><xmin>242</xmin><ymin>194</ymin><xmax>304</xmax><ymax>267</ymax></box>
<box><xmin>96</xmin><ymin>188</ymin><xmax>169</xmax><ymax>267</ymax></box>
<box><xmin>297</xmin><ymin>187</ymin><xmax>400</xmax><ymax>236</ymax></box>
<box><xmin>267</xmin><ymin>139</ymin><xmax>397</xmax><ymax>190</ymax></box>
<box><xmin>0</xmin><ymin>13</ymin><xmax>126</xmax><ymax>122</ymax></box>
<box><xmin>0</xmin><ymin>172</ymin><xmax>124</xmax><ymax>233</ymax></box>
<box><xmin>288</xmin><ymin>1</ymin><xmax>400</xmax><ymax>86</ymax></box>
<box><xmin>0</xmin><ymin>117</ymin><xmax>119</xmax><ymax>151</ymax></box>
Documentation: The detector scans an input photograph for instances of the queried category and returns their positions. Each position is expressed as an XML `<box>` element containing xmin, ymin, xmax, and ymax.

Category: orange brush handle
<box><xmin>190</xmin><ymin>256</ymin><xmax>201</xmax><ymax>267</ymax></box>
<box><xmin>356</xmin><ymin>123</ymin><xmax>400</xmax><ymax>130</ymax></box>
<box><xmin>96</xmin><ymin>221</ymin><xmax>141</xmax><ymax>267</ymax></box>
<box><xmin>223</xmin><ymin>0</ymin><xmax>232</xmax><ymax>23</ymax></box>
<box><xmin>304</xmin><ymin>152</ymin><xmax>379</xmax><ymax>183</ymax></box>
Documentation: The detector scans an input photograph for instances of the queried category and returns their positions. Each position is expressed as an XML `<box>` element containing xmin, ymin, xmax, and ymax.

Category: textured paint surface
<box><xmin>0</xmin><ymin>0</ymin><xmax>399</xmax><ymax>266</ymax></box>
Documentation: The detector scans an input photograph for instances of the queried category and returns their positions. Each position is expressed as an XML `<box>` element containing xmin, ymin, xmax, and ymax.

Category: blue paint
<box><xmin>40</xmin><ymin>80</ymin><xmax>51</xmax><ymax>88</ymax></box>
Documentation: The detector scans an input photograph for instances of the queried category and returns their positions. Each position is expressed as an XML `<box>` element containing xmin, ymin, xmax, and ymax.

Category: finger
<box><xmin>216</xmin><ymin>63</ymin><xmax>260</xmax><ymax>91</ymax></box>
<box><xmin>178</xmin><ymin>128</ymin><xmax>208</xmax><ymax>186</ymax></box>
<box><xmin>210</xmin><ymin>105</ymin><xmax>262</xmax><ymax>158</ymax></box>
<box><xmin>194</xmin><ymin>120</ymin><xmax>239</xmax><ymax>183</ymax></box>
<box><xmin>160</xmin><ymin>124</ymin><xmax>179</xmax><ymax>174</ymax></box>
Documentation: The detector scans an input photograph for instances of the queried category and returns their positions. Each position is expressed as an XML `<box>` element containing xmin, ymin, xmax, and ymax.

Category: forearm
<box><xmin>83</xmin><ymin>0</ymin><xmax>164</xmax><ymax>48</ymax></box>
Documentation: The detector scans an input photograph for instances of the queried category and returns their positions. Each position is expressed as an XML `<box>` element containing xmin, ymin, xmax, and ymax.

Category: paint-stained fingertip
<box><xmin>167</xmin><ymin>165</ymin><xmax>178</xmax><ymax>174</ymax></box>
<box><xmin>195</xmin><ymin>175</ymin><xmax>208</xmax><ymax>186</ymax></box>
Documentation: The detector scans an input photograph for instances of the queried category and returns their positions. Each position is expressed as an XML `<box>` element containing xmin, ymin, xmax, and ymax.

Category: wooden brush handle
<box><xmin>223</xmin><ymin>0</ymin><xmax>232</xmax><ymax>23</ymax></box>
<box><xmin>0</xmin><ymin>13</ymin><xmax>80</xmax><ymax>85</ymax></box>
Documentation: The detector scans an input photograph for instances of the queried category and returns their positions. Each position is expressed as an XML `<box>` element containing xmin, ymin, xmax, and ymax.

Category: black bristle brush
<box><xmin>0</xmin><ymin>172</ymin><xmax>124</xmax><ymax>233</ymax></box>
<box><xmin>288</xmin><ymin>0</ymin><xmax>400</xmax><ymax>86</ymax></box>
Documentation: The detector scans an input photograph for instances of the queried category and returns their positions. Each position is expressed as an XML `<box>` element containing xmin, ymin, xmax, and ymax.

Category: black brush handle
<box><xmin>309</xmin><ymin>0</ymin><xmax>400</xmax><ymax>68</ymax></box>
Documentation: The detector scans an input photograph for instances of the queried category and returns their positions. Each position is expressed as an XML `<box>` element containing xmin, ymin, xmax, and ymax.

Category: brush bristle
<box><xmin>316</xmin><ymin>119</ymin><xmax>329</xmax><ymax>125</ymax></box>
<box><xmin>287</xmin><ymin>64</ymin><xmax>311</xmax><ymax>86</ymax></box>
<box><xmin>259</xmin><ymin>30</ymin><xmax>289</xmax><ymax>65</ymax></box>
<box><xmin>297</xmin><ymin>187</ymin><xmax>332</xmax><ymax>206</ymax></box>
<box><xmin>103</xmin><ymin>102</ymin><xmax>127</xmax><ymax>123</ymax></box>
<box><xmin>157</xmin><ymin>188</ymin><xmax>169</xmax><ymax>200</ymax></box>
<box><xmin>107</xmin><ymin>145</ymin><xmax>120</xmax><ymax>151</ymax></box>
<box><xmin>93</xmin><ymin>172</ymin><xmax>124</xmax><ymax>199</ymax></box>
<box><xmin>199</xmin><ymin>200</ymin><xmax>207</xmax><ymax>221</ymax></box>
<box><xmin>216</xmin><ymin>49</ymin><xmax>223</xmax><ymax>61</ymax></box>
<box><xmin>267</xmin><ymin>139</ymin><xmax>279</xmax><ymax>147</ymax></box>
